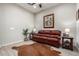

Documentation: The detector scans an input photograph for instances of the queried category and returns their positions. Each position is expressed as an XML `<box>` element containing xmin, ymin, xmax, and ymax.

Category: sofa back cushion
<box><xmin>33</xmin><ymin>33</ymin><xmax>60</xmax><ymax>39</ymax></box>
<box><xmin>38</xmin><ymin>30</ymin><xmax>61</xmax><ymax>36</ymax></box>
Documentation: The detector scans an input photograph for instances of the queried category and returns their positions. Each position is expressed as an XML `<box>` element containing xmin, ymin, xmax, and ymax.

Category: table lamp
<box><xmin>65</xmin><ymin>28</ymin><xmax>70</xmax><ymax>34</ymax></box>
<box><xmin>64</xmin><ymin>28</ymin><xmax>70</xmax><ymax>37</ymax></box>
<box><xmin>32</xmin><ymin>28</ymin><xmax>36</xmax><ymax>33</ymax></box>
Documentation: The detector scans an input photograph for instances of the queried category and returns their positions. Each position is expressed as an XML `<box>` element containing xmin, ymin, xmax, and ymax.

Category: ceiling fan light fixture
<box><xmin>33</xmin><ymin>5</ymin><xmax>36</xmax><ymax>8</ymax></box>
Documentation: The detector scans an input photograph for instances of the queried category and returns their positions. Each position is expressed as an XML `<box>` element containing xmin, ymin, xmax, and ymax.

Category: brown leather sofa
<box><xmin>31</xmin><ymin>30</ymin><xmax>61</xmax><ymax>48</ymax></box>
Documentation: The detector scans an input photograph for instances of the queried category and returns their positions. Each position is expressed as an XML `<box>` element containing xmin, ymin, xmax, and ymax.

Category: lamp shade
<box><xmin>65</xmin><ymin>28</ymin><xmax>70</xmax><ymax>34</ymax></box>
<box><xmin>33</xmin><ymin>28</ymin><xmax>36</xmax><ymax>32</ymax></box>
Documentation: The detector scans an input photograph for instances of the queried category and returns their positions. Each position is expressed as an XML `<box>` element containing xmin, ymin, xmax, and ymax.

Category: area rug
<box><xmin>12</xmin><ymin>43</ymin><xmax>61</xmax><ymax>56</ymax></box>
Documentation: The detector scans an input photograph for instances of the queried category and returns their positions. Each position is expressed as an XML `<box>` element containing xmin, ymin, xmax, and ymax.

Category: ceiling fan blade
<box><xmin>27</xmin><ymin>3</ymin><xmax>36</xmax><ymax>5</ymax></box>
<box><xmin>27</xmin><ymin>3</ymin><xmax>42</xmax><ymax>8</ymax></box>
<box><xmin>39</xmin><ymin>4</ymin><xmax>42</xmax><ymax>8</ymax></box>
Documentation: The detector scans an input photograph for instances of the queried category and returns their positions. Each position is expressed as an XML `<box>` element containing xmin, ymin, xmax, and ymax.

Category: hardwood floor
<box><xmin>0</xmin><ymin>40</ymin><xmax>35</xmax><ymax>56</ymax></box>
<box><xmin>0</xmin><ymin>40</ymin><xmax>79</xmax><ymax>56</ymax></box>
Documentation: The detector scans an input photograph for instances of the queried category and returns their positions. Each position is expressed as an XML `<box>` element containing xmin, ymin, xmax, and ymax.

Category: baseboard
<box><xmin>75</xmin><ymin>43</ymin><xmax>79</xmax><ymax>52</ymax></box>
<box><xmin>77</xmin><ymin>44</ymin><xmax>79</xmax><ymax>52</ymax></box>
<box><xmin>0</xmin><ymin>40</ymin><xmax>23</xmax><ymax>48</ymax></box>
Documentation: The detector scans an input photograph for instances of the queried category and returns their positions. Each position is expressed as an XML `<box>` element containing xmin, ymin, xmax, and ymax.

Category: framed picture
<box><xmin>43</xmin><ymin>14</ymin><xmax>54</xmax><ymax>28</ymax></box>
<box><xmin>76</xmin><ymin>9</ymin><xmax>79</xmax><ymax>21</ymax></box>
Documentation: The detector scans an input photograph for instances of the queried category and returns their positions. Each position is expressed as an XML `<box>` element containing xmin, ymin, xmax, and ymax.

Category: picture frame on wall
<box><xmin>43</xmin><ymin>14</ymin><xmax>54</xmax><ymax>28</ymax></box>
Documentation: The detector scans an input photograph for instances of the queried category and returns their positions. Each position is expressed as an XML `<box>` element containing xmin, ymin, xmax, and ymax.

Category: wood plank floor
<box><xmin>0</xmin><ymin>40</ymin><xmax>79</xmax><ymax>56</ymax></box>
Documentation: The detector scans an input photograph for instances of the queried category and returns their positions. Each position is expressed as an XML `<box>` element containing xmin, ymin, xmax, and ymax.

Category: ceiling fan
<box><xmin>27</xmin><ymin>3</ymin><xmax>42</xmax><ymax>8</ymax></box>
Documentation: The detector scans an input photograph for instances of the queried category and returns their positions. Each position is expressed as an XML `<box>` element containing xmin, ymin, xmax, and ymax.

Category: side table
<box><xmin>62</xmin><ymin>36</ymin><xmax>73</xmax><ymax>50</ymax></box>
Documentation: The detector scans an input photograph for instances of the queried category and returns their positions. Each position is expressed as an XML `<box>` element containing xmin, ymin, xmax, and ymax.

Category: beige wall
<box><xmin>76</xmin><ymin>4</ymin><xmax>79</xmax><ymax>49</ymax></box>
<box><xmin>0</xmin><ymin>4</ymin><xmax>34</xmax><ymax>47</ymax></box>
<box><xmin>0</xmin><ymin>3</ymin><xmax>77</xmax><ymax>47</ymax></box>
<box><xmin>35</xmin><ymin>3</ymin><xmax>76</xmax><ymax>45</ymax></box>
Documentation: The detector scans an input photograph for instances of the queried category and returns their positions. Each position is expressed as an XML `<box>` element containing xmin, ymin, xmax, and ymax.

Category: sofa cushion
<box><xmin>33</xmin><ymin>33</ymin><xmax>60</xmax><ymax>39</ymax></box>
<box><xmin>47</xmin><ymin>37</ymin><xmax>59</xmax><ymax>41</ymax></box>
<box><xmin>38</xmin><ymin>30</ymin><xmax>61</xmax><ymax>36</ymax></box>
<box><xmin>32</xmin><ymin>35</ymin><xmax>58</xmax><ymax>41</ymax></box>
<box><xmin>50</xmin><ymin>30</ymin><xmax>61</xmax><ymax>36</ymax></box>
<box><xmin>47</xmin><ymin>35</ymin><xmax>60</xmax><ymax>39</ymax></box>
<box><xmin>33</xmin><ymin>35</ymin><xmax>48</xmax><ymax>39</ymax></box>
<box><xmin>38</xmin><ymin>30</ymin><xmax>51</xmax><ymax>34</ymax></box>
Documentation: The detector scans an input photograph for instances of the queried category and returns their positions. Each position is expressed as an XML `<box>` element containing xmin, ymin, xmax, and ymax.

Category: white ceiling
<box><xmin>18</xmin><ymin>3</ymin><xmax>60</xmax><ymax>14</ymax></box>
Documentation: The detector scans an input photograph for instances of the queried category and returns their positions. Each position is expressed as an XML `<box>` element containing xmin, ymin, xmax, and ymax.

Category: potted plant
<box><xmin>23</xmin><ymin>28</ymin><xmax>28</xmax><ymax>41</ymax></box>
